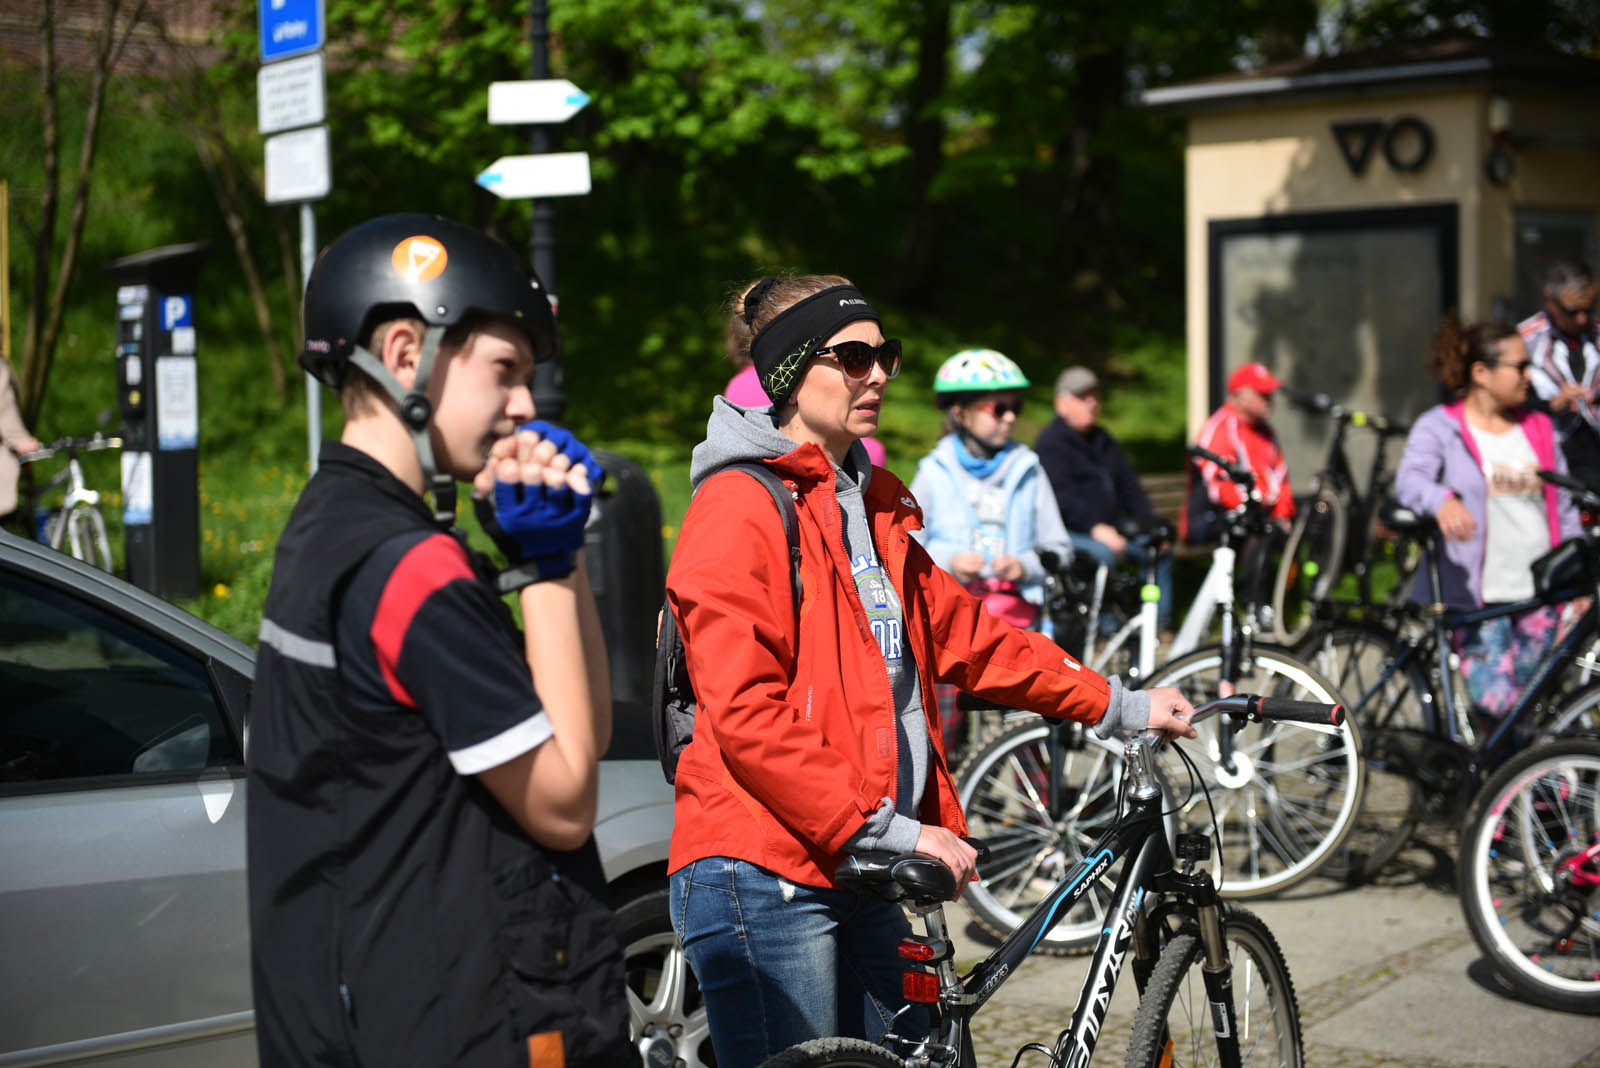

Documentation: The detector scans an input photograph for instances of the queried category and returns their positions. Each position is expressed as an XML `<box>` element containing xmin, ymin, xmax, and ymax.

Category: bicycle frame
<box><xmin>892</xmin><ymin>739</ymin><xmax>1243</xmax><ymax>1068</ymax></box>
<box><xmin>1345</xmin><ymin>541</ymin><xmax>1600</xmax><ymax>791</ymax></box>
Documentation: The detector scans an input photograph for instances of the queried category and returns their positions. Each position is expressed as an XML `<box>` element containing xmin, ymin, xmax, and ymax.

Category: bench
<box><xmin>1138</xmin><ymin>470</ymin><xmax>1212</xmax><ymax>560</ymax></box>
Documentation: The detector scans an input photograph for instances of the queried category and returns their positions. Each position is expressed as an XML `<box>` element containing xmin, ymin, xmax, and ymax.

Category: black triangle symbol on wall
<box><xmin>1332</xmin><ymin>120</ymin><xmax>1384</xmax><ymax>176</ymax></box>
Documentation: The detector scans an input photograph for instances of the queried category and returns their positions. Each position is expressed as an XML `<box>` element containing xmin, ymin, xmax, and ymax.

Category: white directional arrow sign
<box><xmin>476</xmin><ymin>152</ymin><xmax>592</xmax><ymax>199</ymax></box>
<box><xmin>488</xmin><ymin>79</ymin><xmax>591</xmax><ymax>125</ymax></box>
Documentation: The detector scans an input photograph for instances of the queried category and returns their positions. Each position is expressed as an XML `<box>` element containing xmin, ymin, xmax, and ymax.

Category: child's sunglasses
<box><xmin>814</xmin><ymin>338</ymin><xmax>903</xmax><ymax>382</ymax></box>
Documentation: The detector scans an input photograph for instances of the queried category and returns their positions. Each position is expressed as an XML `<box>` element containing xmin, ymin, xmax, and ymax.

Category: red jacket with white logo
<box><xmin>1195</xmin><ymin>402</ymin><xmax>1295</xmax><ymax>522</ymax></box>
<box><xmin>666</xmin><ymin>440</ymin><xmax>1112</xmax><ymax>887</ymax></box>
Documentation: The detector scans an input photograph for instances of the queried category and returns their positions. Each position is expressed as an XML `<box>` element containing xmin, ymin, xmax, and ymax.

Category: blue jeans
<box><xmin>1067</xmin><ymin>531</ymin><xmax>1174</xmax><ymax>630</ymax></box>
<box><xmin>669</xmin><ymin>857</ymin><xmax>927</xmax><ymax>1068</ymax></box>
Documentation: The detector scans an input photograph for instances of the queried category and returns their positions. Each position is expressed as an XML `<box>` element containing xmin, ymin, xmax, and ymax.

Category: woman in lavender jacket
<box><xmin>1394</xmin><ymin>316</ymin><xmax>1581</xmax><ymax>721</ymax></box>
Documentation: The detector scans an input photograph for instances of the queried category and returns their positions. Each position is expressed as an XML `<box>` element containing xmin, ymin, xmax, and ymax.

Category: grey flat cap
<box><xmin>1055</xmin><ymin>366</ymin><xmax>1099</xmax><ymax>396</ymax></box>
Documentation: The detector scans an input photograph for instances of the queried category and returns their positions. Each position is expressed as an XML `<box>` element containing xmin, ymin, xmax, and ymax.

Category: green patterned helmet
<box><xmin>933</xmin><ymin>348</ymin><xmax>1030</xmax><ymax>407</ymax></box>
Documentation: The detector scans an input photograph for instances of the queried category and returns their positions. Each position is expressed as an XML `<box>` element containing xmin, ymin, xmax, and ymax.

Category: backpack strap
<box><xmin>724</xmin><ymin>462</ymin><xmax>803</xmax><ymax>621</ymax></box>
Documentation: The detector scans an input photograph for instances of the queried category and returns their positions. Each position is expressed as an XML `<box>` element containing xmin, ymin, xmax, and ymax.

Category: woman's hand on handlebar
<box><xmin>1145</xmin><ymin>686</ymin><xmax>1198</xmax><ymax>740</ymax></box>
<box><xmin>915</xmin><ymin>825</ymin><xmax>978</xmax><ymax>897</ymax></box>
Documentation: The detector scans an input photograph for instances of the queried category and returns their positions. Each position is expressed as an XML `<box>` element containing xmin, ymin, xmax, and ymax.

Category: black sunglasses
<box><xmin>971</xmin><ymin>399</ymin><xmax>1025</xmax><ymax>419</ymax></box>
<box><xmin>814</xmin><ymin>338</ymin><xmax>902</xmax><ymax>382</ymax></box>
<box><xmin>1551</xmin><ymin>297</ymin><xmax>1595</xmax><ymax>319</ymax></box>
<box><xmin>1484</xmin><ymin>357</ymin><xmax>1533</xmax><ymax>373</ymax></box>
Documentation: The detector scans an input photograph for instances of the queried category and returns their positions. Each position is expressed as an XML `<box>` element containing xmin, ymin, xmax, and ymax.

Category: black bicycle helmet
<box><xmin>300</xmin><ymin>213</ymin><xmax>558</xmax><ymax>523</ymax></box>
<box><xmin>300</xmin><ymin>213</ymin><xmax>557</xmax><ymax>389</ymax></box>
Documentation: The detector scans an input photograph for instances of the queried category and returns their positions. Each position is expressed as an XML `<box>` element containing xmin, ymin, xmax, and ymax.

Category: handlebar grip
<box><xmin>1187</xmin><ymin>444</ymin><xmax>1254</xmax><ymax>486</ymax></box>
<box><xmin>1257</xmin><ymin>698</ymin><xmax>1345</xmax><ymax>728</ymax></box>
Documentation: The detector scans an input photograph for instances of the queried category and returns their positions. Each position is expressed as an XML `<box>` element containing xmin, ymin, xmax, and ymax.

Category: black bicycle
<box><xmin>760</xmin><ymin>695</ymin><xmax>1344</xmax><ymax>1068</ymax></box>
<box><xmin>1296</xmin><ymin>474</ymin><xmax>1600</xmax><ymax>883</ymax></box>
<box><xmin>1269</xmin><ymin>387</ymin><xmax>1416</xmax><ymax>644</ymax></box>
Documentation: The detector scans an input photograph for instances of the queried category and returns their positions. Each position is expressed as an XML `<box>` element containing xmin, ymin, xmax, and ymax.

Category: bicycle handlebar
<box><xmin>1539</xmin><ymin>468</ymin><xmax>1600</xmax><ymax>513</ymax></box>
<box><xmin>1187</xmin><ymin>444</ymin><xmax>1254</xmax><ymax>487</ymax></box>
<box><xmin>1278</xmin><ymin>386</ymin><xmax>1410</xmax><ymax>436</ymax></box>
<box><xmin>20</xmin><ymin>433</ymin><xmax>123</xmax><ymax>464</ymax></box>
<box><xmin>1193</xmin><ymin>694</ymin><xmax>1345</xmax><ymax>728</ymax></box>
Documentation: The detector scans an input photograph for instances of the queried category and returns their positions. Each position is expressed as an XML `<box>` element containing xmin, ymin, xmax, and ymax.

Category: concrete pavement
<box><xmin>944</xmin><ymin>839</ymin><xmax>1600</xmax><ymax>1067</ymax></box>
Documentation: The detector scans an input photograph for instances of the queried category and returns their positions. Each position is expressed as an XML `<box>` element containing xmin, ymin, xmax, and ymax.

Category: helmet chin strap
<box><xmin>347</xmin><ymin>325</ymin><xmax>456</xmax><ymax>525</ymax></box>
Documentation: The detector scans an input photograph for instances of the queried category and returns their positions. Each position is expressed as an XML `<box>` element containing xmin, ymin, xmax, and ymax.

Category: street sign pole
<box><xmin>259</xmin><ymin>0</ymin><xmax>328</xmax><ymax>472</ymax></box>
<box><xmin>527</xmin><ymin>0</ymin><xmax>563</xmax><ymax>421</ymax></box>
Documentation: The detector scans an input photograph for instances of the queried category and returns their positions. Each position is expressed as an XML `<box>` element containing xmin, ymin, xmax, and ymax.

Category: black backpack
<box><xmin>652</xmin><ymin>463</ymin><xmax>802</xmax><ymax>784</ymax></box>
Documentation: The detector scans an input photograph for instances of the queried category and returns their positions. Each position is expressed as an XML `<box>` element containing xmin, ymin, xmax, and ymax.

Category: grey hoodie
<box><xmin>688</xmin><ymin>397</ymin><xmax>1150</xmax><ymax>854</ymax></box>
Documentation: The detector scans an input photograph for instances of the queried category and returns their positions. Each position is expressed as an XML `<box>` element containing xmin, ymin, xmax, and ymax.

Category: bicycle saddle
<box><xmin>1377</xmin><ymin>499</ymin><xmax>1435</xmax><ymax>535</ymax></box>
<box><xmin>836</xmin><ymin>852</ymin><xmax>958</xmax><ymax>904</ymax></box>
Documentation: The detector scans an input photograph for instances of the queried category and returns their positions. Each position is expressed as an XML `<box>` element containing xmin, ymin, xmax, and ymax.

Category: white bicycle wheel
<box><xmin>1144</xmin><ymin>645</ymin><xmax>1363</xmax><ymax>898</ymax></box>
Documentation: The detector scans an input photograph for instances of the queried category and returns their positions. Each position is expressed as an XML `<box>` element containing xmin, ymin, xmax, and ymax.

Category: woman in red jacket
<box><xmin>664</xmin><ymin>274</ymin><xmax>1196</xmax><ymax>1068</ymax></box>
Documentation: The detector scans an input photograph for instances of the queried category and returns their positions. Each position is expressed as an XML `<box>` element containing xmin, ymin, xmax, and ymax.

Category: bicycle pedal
<box><xmin>1175</xmin><ymin>833</ymin><xmax>1211</xmax><ymax>863</ymax></box>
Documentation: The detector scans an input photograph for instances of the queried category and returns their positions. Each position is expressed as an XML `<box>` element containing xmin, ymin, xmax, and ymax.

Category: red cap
<box><xmin>1228</xmin><ymin>361</ymin><xmax>1281</xmax><ymax>395</ymax></box>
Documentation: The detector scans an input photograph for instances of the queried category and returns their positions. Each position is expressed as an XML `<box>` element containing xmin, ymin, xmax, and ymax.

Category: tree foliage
<box><xmin>13</xmin><ymin>0</ymin><xmax>1594</xmax><ymax>442</ymax></box>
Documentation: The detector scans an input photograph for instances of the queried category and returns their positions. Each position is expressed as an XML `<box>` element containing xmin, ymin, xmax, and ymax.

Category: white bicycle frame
<box><xmin>1087</xmin><ymin>543</ymin><xmax>1237</xmax><ymax>680</ymax></box>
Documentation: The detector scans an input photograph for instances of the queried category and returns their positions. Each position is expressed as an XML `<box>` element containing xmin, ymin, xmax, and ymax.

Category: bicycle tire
<box><xmin>1124</xmin><ymin>905</ymin><xmax>1303</xmax><ymax>1068</ymax></box>
<box><xmin>1458</xmin><ymin>736</ymin><xmax>1600</xmax><ymax>1014</ymax></box>
<box><xmin>1271</xmin><ymin>486</ymin><xmax>1347</xmax><ymax>645</ymax></box>
<box><xmin>1143</xmin><ymin>645</ymin><xmax>1363</xmax><ymax>898</ymax></box>
<box><xmin>69</xmin><ymin>503</ymin><xmax>113</xmax><ymax>571</ymax></box>
<box><xmin>1298</xmin><ymin>621</ymin><xmax>1428</xmax><ymax>883</ymax></box>
<box><xmin>956</xmin><ymin>719</ymin><xmax>1146</xmax><ymax>955</ymax></box>
<box><xmin>1541</xmin><ymin>679</ymin><xmax>1600</xmax><ymax>737</ymax></box>
<box><xmin>758</xmin><ymin>1037</ymin><xmax>906</xmax><ymax>1068</ymax></box>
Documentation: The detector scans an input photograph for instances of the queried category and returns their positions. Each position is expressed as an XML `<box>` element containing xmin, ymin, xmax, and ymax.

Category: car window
<box><xmin>0</xmin><ymin>568</ymin><xmax>242</xmax><ymax>787</ymax></box>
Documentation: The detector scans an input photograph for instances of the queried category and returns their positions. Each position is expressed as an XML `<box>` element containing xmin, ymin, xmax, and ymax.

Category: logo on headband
<box><xmin>839</xmin><ymin>298</ymin><xmax>867</xmax><ymax>307</ymax></box>
<box><xmin>764</xmin><ymin>338</ymin><xmax>819</xmax><ymax>399</ymax></box>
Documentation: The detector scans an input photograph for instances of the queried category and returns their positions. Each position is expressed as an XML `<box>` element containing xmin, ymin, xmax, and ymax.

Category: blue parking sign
<box><xmin>260</xmin><ymin>0</ymin><xmax>324</xmax><ymax>63</ymax></box>
<box><xmin>161</xmin><ymin>295</ymin><xmax>193</xmax><ymax>330</ymax></box>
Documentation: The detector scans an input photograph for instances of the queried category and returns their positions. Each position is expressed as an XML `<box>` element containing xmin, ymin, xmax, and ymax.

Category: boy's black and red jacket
<box><xmin>246</xmin><ymin>442</ymin><xmax>628</xmax><ymax>1067</ymax></box>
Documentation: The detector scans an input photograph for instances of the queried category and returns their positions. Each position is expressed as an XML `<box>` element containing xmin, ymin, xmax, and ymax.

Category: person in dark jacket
<box><xmin>247</xmin><ymin>214</ymin><xmax>629</xmax><ymax>1067</ymax></box>
<box><xmin>1035</xmin><ymin>365</ymin><xmax>1174</xmax><ymax>630</ymax></box>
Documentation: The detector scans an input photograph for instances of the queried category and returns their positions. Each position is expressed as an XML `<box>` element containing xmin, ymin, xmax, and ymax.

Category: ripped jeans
<box><xmin>669</xmin><ymin>856</ymin><xmax>928</xmax><ymax>1068</ymax></box>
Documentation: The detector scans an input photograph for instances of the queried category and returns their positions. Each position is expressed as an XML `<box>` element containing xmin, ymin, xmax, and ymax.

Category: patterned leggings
<box><xmin>1452</xmin><ymin>605</ymin><xmax>1561</xmax><ymax>721</ymax></box>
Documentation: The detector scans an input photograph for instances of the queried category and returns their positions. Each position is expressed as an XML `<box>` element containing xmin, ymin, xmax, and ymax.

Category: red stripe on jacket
<box><xmin>371</xmin><ymin>534</ymin><xmax>475</xmax><ymax>707</ymax></box>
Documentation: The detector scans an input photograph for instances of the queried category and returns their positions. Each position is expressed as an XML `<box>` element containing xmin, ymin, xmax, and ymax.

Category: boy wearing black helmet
<box><xmin>247</xmin><ymin>214</ymin><xmax>629</xmax><ymax>1067</ymax></box>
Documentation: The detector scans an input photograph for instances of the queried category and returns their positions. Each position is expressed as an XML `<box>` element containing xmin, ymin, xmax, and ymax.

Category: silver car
<box><xmin>0</xmin><ymin>529</ymin><xmax>707</xmax><ymax>1067</ymax></box>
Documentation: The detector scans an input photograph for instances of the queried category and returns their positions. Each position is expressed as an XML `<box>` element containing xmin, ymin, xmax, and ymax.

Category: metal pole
<box><xmin>301</xmin><ymin>201</ymin><xmax>321</xmax><ymax>472</ymax></box>
<box><xmin>527</xmin><ymin>0</ymin><xmax>566</xmax><ymax>422</ymax></box>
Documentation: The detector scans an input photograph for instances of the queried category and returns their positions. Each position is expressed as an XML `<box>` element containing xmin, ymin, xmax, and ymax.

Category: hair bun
<box><xmin>743</xmin><ymin>277</ymin><xmax>779</xmax><ymax>326</ymax></box>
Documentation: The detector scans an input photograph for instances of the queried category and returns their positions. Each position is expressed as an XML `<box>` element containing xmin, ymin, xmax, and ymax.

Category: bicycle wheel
<box><xmin>1144</xmin><ymin>645</ymin><xmax>1362</xmax><ymax>898</ymax></box>
<box><xmin>67</xmin><ymin>504</ymin><xmax>113</xmax><ymax>571</ymax></box>
<box><xmin>759</xmin><ymin>1037</ymin><xmax>906</xmax><ymax>1068</ymax></box>
<box><xmin>1298</xmin><ymin>621</ymin><xmax>1427</xmax><ymax>883</ymax></box>
<box><xmin>1270</xmin><ymin>486</ymin><xmax>1347</xmax><ymax>645</ymax></box>
<box><xmin>957</xmin><ymin>719</ymin><xmax>1158</xmax><ymax>955</ymax></box>
<box><xmin>1459</xmin><ymin>737</ymin><xmax>1600</xmax><ymax>1014</ymax></box>
<box><xmin>1542</xmin><ymin>679</ymin><xmax>1600</xmax><ymax>737</ymax></box>
<box><xmin>1125</xmin><ymin>905</ymin><xmax>1303</xmax><ymax>1068</ymax></box>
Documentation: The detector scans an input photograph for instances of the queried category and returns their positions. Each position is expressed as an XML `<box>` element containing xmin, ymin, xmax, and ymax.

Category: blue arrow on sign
<box><xmin>260</xmin><ymin>0</ymin><xmax>324</xmax><ymax>63</ymax></box>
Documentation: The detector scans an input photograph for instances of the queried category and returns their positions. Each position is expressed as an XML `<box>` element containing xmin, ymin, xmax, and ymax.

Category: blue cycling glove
<box><xmin>474</xmin><ymin>422</ymin><xmax>606</xmax><ymax>592</ymax></box>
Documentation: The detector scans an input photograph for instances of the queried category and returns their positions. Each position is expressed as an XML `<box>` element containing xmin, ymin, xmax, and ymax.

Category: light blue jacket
<box><xmin>909</xmin><ymin>436</ymin><xmax>1072</xmax><ymax>607</ymax></box>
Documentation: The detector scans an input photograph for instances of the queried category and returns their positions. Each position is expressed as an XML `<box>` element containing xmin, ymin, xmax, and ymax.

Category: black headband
<box><xmin>750</xmin><ymin>284</ymin><xmax>881</xmax><ymax>406</ymax></box>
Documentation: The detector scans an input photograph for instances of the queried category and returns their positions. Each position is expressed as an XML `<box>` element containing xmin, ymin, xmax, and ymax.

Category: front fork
<box><xmin>1144</xmin><ymin>850</ymin><xmax>1242</xmax><ymax>1068</ymax></box>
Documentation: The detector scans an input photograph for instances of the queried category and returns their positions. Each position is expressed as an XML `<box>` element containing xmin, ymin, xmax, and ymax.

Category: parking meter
<box><xmin>103</xmin><ymin>241</ymin><xmax>211</xmax><ymax>599</ymax></box>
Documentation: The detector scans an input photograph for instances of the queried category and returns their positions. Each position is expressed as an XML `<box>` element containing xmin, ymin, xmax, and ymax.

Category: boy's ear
<box><xmin>380</xmin><ymin>321</ymin><xmax>424</xmax><ymax>388</ymax></box>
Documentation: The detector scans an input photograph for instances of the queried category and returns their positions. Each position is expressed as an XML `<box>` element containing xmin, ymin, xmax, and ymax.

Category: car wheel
<box><xmin>619</xmin><ymin>885</ymin><xmax>715</xmax><ymax>1068</ymax></box>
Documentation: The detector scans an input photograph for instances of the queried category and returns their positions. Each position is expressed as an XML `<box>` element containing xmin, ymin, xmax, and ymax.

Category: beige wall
<box><xmin>1184</xmin><ymin>88</ymin><xmax>1490</xmax><ymax>437</ymax></box>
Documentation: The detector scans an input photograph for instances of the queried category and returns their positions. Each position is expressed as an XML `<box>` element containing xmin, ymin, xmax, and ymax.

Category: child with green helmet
<box><xmin>911</xmin><ymin>348</ymin><xmax>1074</xmax><ymax>749</ymax></box>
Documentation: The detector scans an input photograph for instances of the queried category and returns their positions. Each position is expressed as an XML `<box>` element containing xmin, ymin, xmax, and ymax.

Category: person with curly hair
<box><xmin>1394</xmin><ymin>314</ymin><xmax>1580</xmax><ymax>722</ymax></box>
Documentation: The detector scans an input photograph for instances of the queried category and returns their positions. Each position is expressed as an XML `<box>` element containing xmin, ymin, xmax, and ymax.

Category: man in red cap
<box><xmin>1185</xmin><ymin>361</ymin><xmax>1296</xmax><ymax>543</ymax></box>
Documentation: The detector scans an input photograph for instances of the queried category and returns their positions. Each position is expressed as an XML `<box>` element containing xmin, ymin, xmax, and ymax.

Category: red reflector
<box><xmin>897</xmin><ymin>940</ymin><xmax>936</xmax><ymax>962</ymax></box>
<box><xmin>902</xmin><ymin>970</ymin><xmax>939</xmax><ymax>1003</ymax></box>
